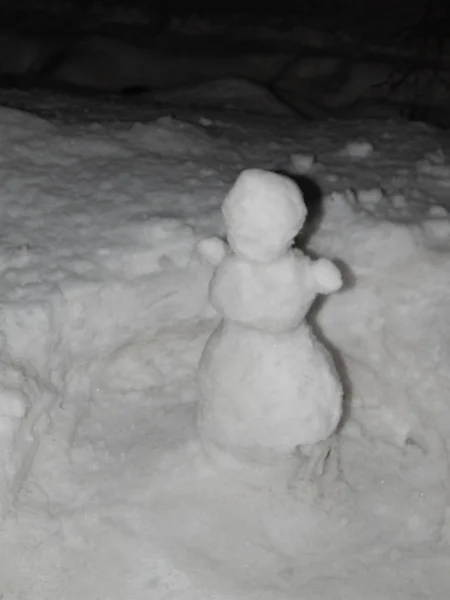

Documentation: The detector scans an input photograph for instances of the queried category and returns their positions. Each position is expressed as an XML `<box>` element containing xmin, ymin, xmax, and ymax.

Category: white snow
<box><xmin>221</xmin><ymin>169</ymin><xmax>306</xmax><ymax>262</ymax></box>
<box><xmin>196</xmin><ymin>170</ymin><xmax>343</xmax><ymax>466</ymax></box>
<box><xmin>290</xmin><ymin>152</ymin><xmax>316</xmax><ymax>174</ymax></box>
<box><xmin>0</xmin><ymin>84</ymin><xmax>449</xmax><ymax>599</ymax></box>
<box><xmin>339</xmin><ymin>139</ymin><xmax>375</xmax><ymax>158</ymax></box>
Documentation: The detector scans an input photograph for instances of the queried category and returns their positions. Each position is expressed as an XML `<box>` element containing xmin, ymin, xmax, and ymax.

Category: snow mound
<box><xmin>0</xmin><ymin>108</ymin><xmax>218</xmax><ymax>524</ymax></box>
<box><xmin>308</xmin><ymin>191</ymin><xmax>450</xmax><ymax>546</ymax></box>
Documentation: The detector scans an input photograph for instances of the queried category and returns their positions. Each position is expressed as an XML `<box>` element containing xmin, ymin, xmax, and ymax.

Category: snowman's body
<box><xmin>199</xmin><ymin>320</ymin><xmax>342</xmax><ymax>461</ymax></box>
<box><xmin>197</xmin><ymin>169</ymin><xmax>343</xmax><ymax>467</ymax></box>
<box><xmin>209</xmin><ymin>250</ymin><xmax>315</xmax><ymax>333</ymax></box>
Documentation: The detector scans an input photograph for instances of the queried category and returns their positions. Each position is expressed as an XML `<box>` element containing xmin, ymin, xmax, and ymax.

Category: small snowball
<box><xmin>357</xmin><ymin>188</ymin><xmax>384</xmax><ymax>206</ymax></box>
<box><xmin>290</xmin><ymin>153</ymin><xmax>316</xmax><ymax>174</ymax></box>
<box><xmin>326</xmin><ymin>173</ymin><xmax>339</xmax><ymax>183</ymax></box>
<box><xmin>222</xmin><ymin>169</ymin><xmax>307</xmax><ymax>262</ymax></box>
<box><xmin>339</xmin><ymin>140</ymin><xmax>374</xmax><ymax>158</ymax></box>
<box><xmin>428</xmin><ymin>205</ymin><xmax>448</xmax><ymax>218</ymax></box>
<box><xmin>312</xmin><ymin>258</ymin><xmax>343</xmax><ymax>294</ymax></box>
<box><xmin>197</xmin><ymin>236</ymin><xmax>228</xmax><ymax>266</ymax></box>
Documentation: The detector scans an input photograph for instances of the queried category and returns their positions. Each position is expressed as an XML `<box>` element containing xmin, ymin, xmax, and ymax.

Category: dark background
<box><xmin>0</xmin><ymin>0</ymin><xmax>449</xmax><ymax>127</ymax></box>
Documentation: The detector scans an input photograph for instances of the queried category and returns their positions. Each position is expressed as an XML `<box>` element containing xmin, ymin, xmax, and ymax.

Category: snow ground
<box><xmin>1</xmin><ymin>84</ymin><xmax>450</xmax><ymax>599</ymax></box>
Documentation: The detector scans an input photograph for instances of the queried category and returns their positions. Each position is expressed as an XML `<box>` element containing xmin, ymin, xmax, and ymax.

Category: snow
<box><xmin>196</xmin><ymin>170</ymin><xmax>343</xmax><ymax>466</ymax></box>
<box><xmin>339</xmin><ymin>139</ymin><xmax>375</xmax><ymax>158</ymax></box>
<box><xmin>290</xmin><ymin>152</ymin><xmax>316</xmax><ymax>174</ymax></box>
<box><xmin>0</xmin><ymin>84</ymin><xmax>449</xmax><ymax>598</ymax></box>
<box><xmin>197</xmin><ymin>318</ymin><xmax>343</xmax><ymax>461</ymax></box>
<box><xmin>221</xmin><ymin>169</ymin><xmax>306</xmax><ymax>261</ymax></box>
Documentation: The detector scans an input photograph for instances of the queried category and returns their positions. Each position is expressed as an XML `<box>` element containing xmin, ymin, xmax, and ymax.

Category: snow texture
<box><xmin>0</xmin><ymin>82</ymin><xmax>449</xmax><ymax>599</ymax></box>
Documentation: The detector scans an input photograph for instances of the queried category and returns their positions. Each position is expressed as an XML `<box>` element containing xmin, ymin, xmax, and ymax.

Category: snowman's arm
<box><xmin>312</xmin><ymin>258</ymin><xmax>342</xmax><ymax>294</ymax></box>
<box><xmin>197</xmin><ymin>236</ymin><xmax>229</xmax><ymax>266</ymax></box>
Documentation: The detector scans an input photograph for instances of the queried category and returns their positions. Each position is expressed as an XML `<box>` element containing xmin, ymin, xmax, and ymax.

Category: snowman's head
<box><xmin>222</xmin><ymin>169</ymin><xmax>307</xmax><ymax>262</ymax></box>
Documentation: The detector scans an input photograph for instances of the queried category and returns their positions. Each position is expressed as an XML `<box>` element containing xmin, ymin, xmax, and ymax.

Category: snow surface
<box><xmin>0</xmin><ymin>85</ymin><xmax>450</xmax><ymax>599</ymax></box>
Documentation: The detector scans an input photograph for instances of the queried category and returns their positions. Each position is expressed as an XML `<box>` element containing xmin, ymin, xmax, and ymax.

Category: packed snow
<box><xmin>0</xmin><ymin>84</ymin><xmax>450</xmax><ymax>599</ymax></box>
<box><xmin>197</xmin><ymin>169</ymin><xmax>343</xmax><ymax>471</ymax></box>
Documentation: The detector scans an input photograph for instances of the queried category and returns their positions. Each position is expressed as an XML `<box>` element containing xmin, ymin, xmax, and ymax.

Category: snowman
<box><xmin>197</xmin><ymin>169</ymin><xmax>343</xmax><ymax>478</ymax></box>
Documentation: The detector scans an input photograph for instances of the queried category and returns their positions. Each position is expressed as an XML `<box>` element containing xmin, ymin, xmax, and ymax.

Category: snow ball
<box><xmin>222</xmin><ymin>169</ymin><xmax>307</xmax><ymax>262</ymax></box>
<box><xmin>197</xmin><ymin>236</ymin><xmax>228</xmax><ymax>266</ymax></box>
<box><xmin>339</xmin><ymin>140</ymin><xmax>374</xmax><ymax>158</ymax></box>
<box><xmin>312</xmin><ymin>258</ymin><xmax>343</xmax><ymax>294</ymax></box>
<box><xmin>357</xmin><ymin>188</ymin><xmax>384</xmax><ymax>207</ymax></box>
<box><xmin>326</xmin><ymin>173</ymin><xmax>339</xmax><ymax>183</ymax></box>
<box><xmin>290</xmin><ymin>152</ymin><xmax>316</xmax><ymax>174</ymax></box>
<box><xmin>428</xmin><ymin>205</ymin><xmax>448</xmax><ymax>218</ymax></box>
